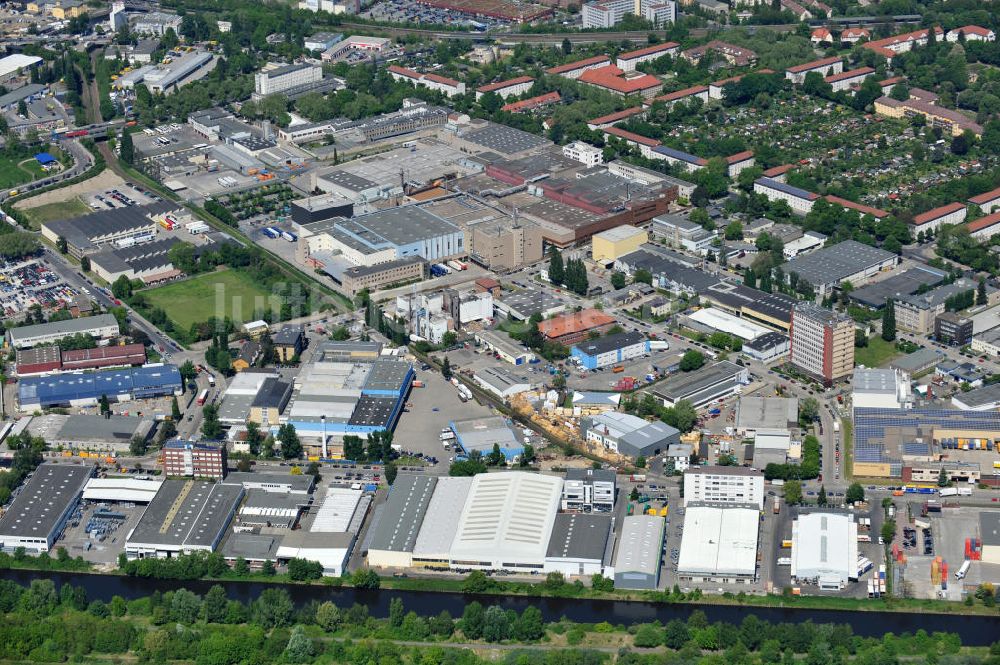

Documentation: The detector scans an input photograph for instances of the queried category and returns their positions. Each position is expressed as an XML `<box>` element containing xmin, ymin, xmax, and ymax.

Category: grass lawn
<box><xmin>854</xmin><ymin>336</ymin><xmax>899</xmax><ymax>368</ymax></box>
<box><xmin>0</xmin><ymin>155</ymin><xmax>44</xmax><ymax>189</ymax></box>
<box><xmin>19</xmin><ymin>198</ymin><xmax>92</xmax><ymax>229</ymax></box>
<box><xmin>142</xmin><ymin>269</ymin><xmax>279</xmax><ymax>330</ymax></box>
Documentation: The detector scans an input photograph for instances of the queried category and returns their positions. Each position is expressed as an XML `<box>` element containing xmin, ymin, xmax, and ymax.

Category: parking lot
<box><xmin>0</xmin><ymin>256</ymin><xmax>82</xmax><ymax>318</ymax></box>
<box><xmin>392</xmin><ymin>362</ymin><xmax>494</xmax><ymax>471</ymax></box>
<box><xmin>57</xmin><ymin>500</ymin><xmax>145</xmax><ymax>565</ymax></box>
<box><xmin>85</xmin><ymin>182</ymin><xmax>160</xmax><ymax>211</ymax></box>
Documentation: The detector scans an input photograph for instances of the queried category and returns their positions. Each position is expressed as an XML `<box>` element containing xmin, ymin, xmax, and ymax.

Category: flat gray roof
<box><xmin>8</xmin><ymin>313</ymin><xmax>119</xmax><ymax>345</ymax></box>
<box><xmin>43</xmin><ymin>202</ymin><xmax>172</xmax><ymax>249</ymax></box>
<box><xmin>336</xmin><ymin>205</ymin><xmax>459</xmax><ymax>248</ymax></box>
<box><xmin>782</xmin><ymin>240</ymin><xmax>895</xmax><ymax>287</ymax></box>
<box><xmin>614</xmin><ymin>514</ymin><xmax>663</xmax><ymax>575</ymax></box>
<box><xmin>850</xmin><ymin>265</ymin><xmax>946</xmax><ymax>308</ymax></box>
<box><xmin>546</xmin><ymin>513</ymin><xmax>611</xmax><ymax>561</ymax></box>
<box><xmin>496</xmin><ymin>289</ymin><xmax>564</xmax><ymax>319</ymax></box>
<box><xmin>363</xmin><ymin>360</ymin><xmax>411</xmax><ymax>392</ymax></box>
<box><xmin>452</xmin><ymin>416</ymin><xmax>519</xmax><ymax>452</ymax></box>
<box><xmin>981</xmin><ymin>512</ymin><xmax>1000</xmax><ymax>547</ymax></box>
<box><xmin>475</xmin><ymin>366</ymin><xmax>533</xmax><ymax>392</ymax></box>
<box><xmin>128</xmin><ymin>480</ymin><xmax>243</xmax><ymax>549</ymax></box>
<box><xmin>736</xmin><ymin>396</ymin><xmax>797</xmax><ymax>431</ymax></box>
<box><xmin>222</xmin><ymin>471</ymin><xmax>315</xmax><ymax>493</ymax></box>
<box><xmin>573</xmin><ymin>331</ymin><xmax>646</xmax><ymax>357</ymax></box>
<box><xmin>653</xmin><ymin>361</ymin><xmax>744</xmax><ymax>402</ymax></box>
<box><xmin>366</xmin><ymin>474</ymin><xmax>436</xmax><ymax>553</ymax></box>
<box><xmin>463</xmin><ymin>123</ymin><xmax>550</xmax><ymax>155</ymax></box>
<box><xmin>953</xmin><ymin>382</ymin><xmax>1000</xmax><ymax>409</ymax></box>
<box><xmin>221</xmin><ymin>532</ymin><xmax>281</xmax><ymax>561</ymax></box>
<box><xmin>0</xmin><ymin>463</ymin><xmax>92</xmax><ymax>544</ymax></box>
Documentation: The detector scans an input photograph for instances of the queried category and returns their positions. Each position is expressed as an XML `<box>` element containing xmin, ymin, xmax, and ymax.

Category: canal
<box><xmin>2</xmin><ymin>569</ymin><xmax>997</xmax><ymax>645</ymax></box>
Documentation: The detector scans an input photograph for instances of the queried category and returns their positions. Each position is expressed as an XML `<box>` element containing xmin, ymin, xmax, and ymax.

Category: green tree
<box><xmin>561</xmin><ymin>37</ymin><xmax>572</xmax><ymax>55</ymax></box>
<box><xmin>201</xmin><ymin>404</ymin><xmax>222</xmax><ymax>440</ymax></box>
<box><xmin>283</xmin><ymin>625</ymin><xmax>314</xmax><ymax>663</ymax></box>
<box><xmin>482</xmin><ymin>605</ymin><xmax>511</xmax><ymax>642</ymax></box>
<box><xmin>461</xmin><ymin>601</ymin><xmax>485</xmax><ymax>639</ymax></box>
<box><xmin>634</xmin><ymin>268</ymin><xmax>653</xmax><ymax>285</ymax></box>
<box><xmin>890</xmin><ymin>83</ymin><xmax>910</xmax><ymax>101</ymax></box>
<box><xmin>203</xmin><ymin>585</ymin><xmax>228</xmax><ymax>623</ymax></box>
<box><xmin>252</xmin><ymin>588</ymin><xmax>293</xmax><ymax>629</ymax></box>
<box><xmin>845</xmin><ymin>482</ymin><xmax>865</xmax><ymax>504</ymax></box>
<box><xmin>818</xmin><ymin>485</ymin><xmax>827</xmax><ymax>506</ymax></box>
<box><xmin>513</xmin><ymin>606</ymin><xmax>545</xmax><ymax>641</ymax></box>
<box><xmin>610</xmin><ymin>271</ymin><xmax>627</xmax><ymax>289</ymax></box>
<box><xmin>315</xmin><ymin>601</ymin><xmax>340</xmax><ymax>632</ymax></box>
<box><xmin>799</xmin><ymin>397</ymin><xmax>820</xmax><ymax>427</ymax></box>
<box><xmin>978</xmin><ymin>278</ymin><xmax>988</xmax><ymax>306</ymax></box>
<box><xmin>784</xmin><ymin>479</ymin><xmax>802</xmax><ymax>505</ymax></box>
<box><xmin>548</xmin><ymin>246</ymin><xmax>564</xmax><ymax>285</ymax></box>
<box><xmin>882</xmin><ymin>299</ymin><xmax>896</xmax><ymax>341</ymax></box>
<box><xmin>129</xmin><ymin>434</ymin><xmax>147</xmax><ymax>456</ymax></box>
<box><xmin>56</xmin><ymin>235</ymin><xmax>68</xmax><ymax>254</ymax></box>
<box><xmin>441</xmin><ymin>356</ymin><xmax>452</xmax><ymax>379</ymax></box>
<box><xmin>351</xmin><ymin>568</ymin><xmax>380</xmax><ymax>589</ymax></box>
<box><xmin>278</xmin><ymin>423</ymin><xmax>302</xmax><ymax>460</ymax></box>
<box><xmin>385</xmin><ymin>460</ymin><xmax>398</xmax><ymax>485</ymax></box>
<box><xmin>679</xmin><ymin>350</ymin><xmax>704</xmax><ymax>371</ymax></box>
<box><xmin>937</xmin><ymin>467</ymin><xmax>950</xmax><ymax>487</ymax></box>
<box><xmin>389</xmin><ymin>597</ymin><xmax>404</xmax><ymax>628</ymax></box>
<box><xmin>170</xmin><ymin>396</ymin><xmax>181</xmax><ymax>421</ymax></box>
<box><xmin>120</xmin><ymin>129</ymin><xmax>134</xmax><ymax>164</ymax></box>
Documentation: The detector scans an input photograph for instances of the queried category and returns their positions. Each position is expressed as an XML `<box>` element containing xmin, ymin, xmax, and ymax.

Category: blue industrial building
<box><xmin>571</xmin><ymin>331</ymin><xmax>650</xmax><ymax>370</ymax></box>
<box><xmin>18</xmin><ymin>365</ymin><xmax>182</xmax><ymax>411</ymax></box>
<box><xmin>450</xmin><ymin>416</ymin><xmax>524</xmax><ymax>462</ymax></box>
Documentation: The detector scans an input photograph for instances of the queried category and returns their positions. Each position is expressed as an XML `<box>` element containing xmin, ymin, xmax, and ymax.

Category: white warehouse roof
<box><xmin>791</xmin><ymin>512</ymin><xmax>858</xmax><ymax>585</ymax></box>
<box><xmin>412</xmin><ymin>476</ymin><xmax>473</xmax><ymax>561</ymax></box>
<box><xmin>82</xmin><ymin>477</ymin><xmax>163</xmax><ymax>503</ymax></box>
<box><xmin>310</xmin><ymin>487</ymin><xmax>362</xmax><ymax>532</ymax></box>
<box><xmin>449</xmin><ymin>472</ymin><xmax>562</xmax><ymax>568</ymax></box>
<box><xmin>688</xmin><ymin>307</ymin><xmax>771</xmax><ymax>341</ymax></box>
<box><xmin>0</xmin><ymin>54</ymin><xmax>42</xmax><ymax>79</ymax></box>
<box><xmin>677</xmin><ymin>506</ymin><xmax>759</xmax><ymax>577</ymax></box>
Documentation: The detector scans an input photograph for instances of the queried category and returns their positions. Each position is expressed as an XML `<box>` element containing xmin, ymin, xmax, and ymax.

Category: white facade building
<box><xmin>563</xmin><ymin>141</ymin><xmax>604</xmax><ymax>167</ymax></box>
<box><xmin>791</xmin><ymin>512</ymin><xmax>858</xmax><ymax>590</ymax></box>
<box><xmin>683</xmin><ymin>466</ymin><xmax>765</xmax><ymax>509</ymax></box>
<box><xmin>754</xmin><ymin>177</ymin><xmax>819</xmax><ymax>214</ymax></box>
<box><xmin>255</xmin><ymin>63</ymin><xmax>322</xmax><ymax>97</ymax></box>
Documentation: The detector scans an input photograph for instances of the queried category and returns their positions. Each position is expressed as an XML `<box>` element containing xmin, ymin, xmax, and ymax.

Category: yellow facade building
<box><xmin>591</xmin><ymin>225</ymin><xmax>648</xmax><ymax>263</ymax></box>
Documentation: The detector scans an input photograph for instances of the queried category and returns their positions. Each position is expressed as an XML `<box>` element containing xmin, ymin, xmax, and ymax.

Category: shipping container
<box><xmin>781</xmin><ymin>539</ymin><xmax>793</xmax><ymax>548</ymax></box>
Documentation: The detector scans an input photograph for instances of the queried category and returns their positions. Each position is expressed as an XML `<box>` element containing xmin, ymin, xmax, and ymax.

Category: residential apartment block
<box><xmin>162</xmin><ymin>441</ymin><xmax>227</xmax><ymax>479</ymax></box>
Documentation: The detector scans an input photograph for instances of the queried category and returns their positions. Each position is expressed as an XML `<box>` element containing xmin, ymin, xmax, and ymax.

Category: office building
<box><xmin>683</xmin><ymin>466</ymin><xmax>764</xmax><ymax>509</ymax></box>
<box><xmin>612</xmin><ymin>515</ymin><xmax>664</xmax><ymax>589</ymax></box>
<box><xmin>162</xmin><ymin>441</ymin><xmax>227</xmax><ymax>479</ymax></box>
<box><xmin>791</xmin><ymin>512</ymin><xmax>858</xmax><ymax>590</ymax></box>
<box><xmin>563</xmin><ymin>141</ymin><xmax>604</xmax><ymax>167</ymax></box>
<box><xmin>582</xmin><ymin>0</ymin><xmax>675</xmax><ymax>29</ymax></box>
<box><xmin>562</xmin><ymin>468</ymin><xmax>616</xmax><ymax>512</ymax></box>
<box><xmin>936</xmin><ymin>311</ymin><xmax>974</xmax><ymax>346</ymax></box>
<box><xmin>254</xmin><ymin>62</ymin><xmax>323</xmax><ymax>98</ymax></box>
<box><xmin>789</xmin><ymin>303</ymin><xmax>855</xmax><ymax>385</ymax></box>
<box><xmin>0</xmin><ymin>463</ymin><xmax>93</xmax><ymax>553</ymax></box>
<box><xmin>273</xmin><ymin>326</ymin><xmax>305</xmax><ymax>362</ymax></box>
<box><xmin>132</xmin><ymin>11</ymin><xmax>182</xmax><ymax>36</ymax></box>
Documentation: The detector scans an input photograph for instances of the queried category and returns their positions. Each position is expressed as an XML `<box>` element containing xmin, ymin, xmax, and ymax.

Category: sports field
<box><xmin>142</xmin><ymin>270</ymin><xmax>280</xmax><ymax>329</ymax></box>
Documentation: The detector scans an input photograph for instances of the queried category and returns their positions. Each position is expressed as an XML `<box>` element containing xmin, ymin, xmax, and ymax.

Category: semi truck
<box><xmin>281</xmin><ymin>231</ymin><xmax>298</xmax><ymax>242</ymax></box>
<box><xmin>939</xmin><ymin>487</ymin><xmax>958</xmax><ymax>497</ymax></box>
<box><xmin>956</xmin><ymin>560</ymin><xmax>971</xmax><ymax>579</ymax></box>
<box><xmin>196</xmin><ymin>389</ymin><xmax>209</xmax><ymax>406</ymax></box>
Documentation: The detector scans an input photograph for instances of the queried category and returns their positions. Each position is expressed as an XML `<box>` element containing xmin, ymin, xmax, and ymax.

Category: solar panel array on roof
<box><xmin>853</xmin><ymin>407</ymin><xmax>1000</xmax><ymax>463</ymax></box>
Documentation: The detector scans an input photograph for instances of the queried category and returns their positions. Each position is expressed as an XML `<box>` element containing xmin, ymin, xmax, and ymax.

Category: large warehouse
<box><xmin>791</xmin><ymin>512</ymin><xmax>859</xmax><ymax>590</ymax></box>
<box><xmin>449</xmin><ymin>472</ymin><xmax>563</xmax><ymax>571</ymax></box>
<box><xmin>18</xmin><ymin>365</ymin><xmax>183</xmax><ymax>411</ymax></box>
<box><xmin>125</xmin><ymin>480</ymin><xmax>244</xmax><ymax>558</ymax></box>
<box><xmin>544</xmin><ymin>513</ymin><xmax>612</xmax><ymax>577</ymax></box>
<box><xmin>677</xmin><ymin>506</ymin><xmax>759</xmax><ymax>584</ymax></box>
<box><xmin>612</xmin><ymin>514</ymin><xmax>664</xmax><ymax>590</ymax></box>
<box><xmin>411</xmin><ymin>476</ymin><xmax>473</xmax><ymax>569</ymax></box>
<box><xmin>0</xmin><ymin>463</ymin><xmax>94</xmax><ymax>553</ymax></box>
<box><xmin>366</xmin><ymin>475</ymin><xmax>437</xmax><ymax>569</ymax></box>
<box><xmin>7</xmin><ymin>314</ymin><xmax>121</xmax><ymax>350</ymax></box>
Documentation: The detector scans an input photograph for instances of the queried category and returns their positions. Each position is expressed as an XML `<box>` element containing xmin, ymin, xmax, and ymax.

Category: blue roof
<box><xmin>19</xmin><ymin>364</ymin><xmax>182</xmax><ymax>406</ymax></box>
<box><xmin>755</xmin><ymin>177</ymin><xmax>818</xmax><ymax>201</ymax></box>
<box><xmin>652</xmin><ymin>145</ymin><xmax>705</xmax><ymax>165</ymax></box>
<box><xmin>34</xmin><ymin>152</ymin><xmax>56</xmax><ymax>165</ymax></box>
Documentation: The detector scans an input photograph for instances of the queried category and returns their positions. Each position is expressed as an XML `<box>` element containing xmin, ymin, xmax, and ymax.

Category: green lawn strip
<box><xmin>141</xmin><ymin>270</ymin><xmax>279</xmax><ymax>330</ymax></box>
<box><xmin>19</xmin><ymin>197</ymin><xmax>92</xmax><ymax>228</ymax></box>
<box><xmin>854</xmin><ymin>337</ymin><xmax>900</xmax><ymax>368</ymax></box>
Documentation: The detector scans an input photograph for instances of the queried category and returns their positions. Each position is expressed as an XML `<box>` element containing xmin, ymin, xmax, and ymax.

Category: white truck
<box><xmin>939</xmin><ymin>487</ymin><xmax>958</xmax><ymax>497</ymax></box>
<box><xmin>956</xmin><ymin>560</ymin><xmax>971</xmax><ymax>579</ymax></box>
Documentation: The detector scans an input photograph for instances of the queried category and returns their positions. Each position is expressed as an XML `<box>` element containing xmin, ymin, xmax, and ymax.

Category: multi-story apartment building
<box><xmin>784</xmin><ymin>56</ymin><xmax>843</xmax><ymax>84</ymax></box>
<box><xmin>910</xmin><ymin>202</ymin><xmax>968</xmax><ymax>233</ymax></box>
<box><xmin>683</xmin><ymin>466</ymin><xmax>764</xmax><ymax>509</ymax></box>
<box><xmin>789</xmin><ymin>303</ymin><xmax>854</xmax><ymax>385</ymax></box>
<box><xmin>162</xmin><ymin>441</ymin><xmax>227</xmax><ymax>479</ymax></box>
<box><xmin>561</xmin><ymin>468</ymin><xmax>615</xmax><ymax>512</ymax></box>
<box><xmin>475</xmin><ymin>76</ymin><xmax>534</xmax><ymax>100</ymax></box>
<box><xmin>753</xmin><ymin>177</ymin><xmax>819</xmax><ymax>214</ymax></box>
<box><xmin>582</xmin><ymin>0</ymin><xmax>676</xmax><ymax>28</ymax></box>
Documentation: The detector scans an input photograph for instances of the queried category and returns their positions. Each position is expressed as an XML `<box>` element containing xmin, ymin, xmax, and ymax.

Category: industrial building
<box><xmin>472</xmin><ymin>366</ymin><xmax>537</xmax><ymax>401</ymax></box>
<box><xmin>734</xmin><ymin>396</ymin><xmax>798</xmax><ymax>437</ymax></box>
<box><xmin>651</xmin><ymin>360</ymin><xmax>749</xmax><ymax>407</ymax></box>
<box><xmin>789</xmin><ymin>303</ymin><xmax>855</xmax><ymax>385</ymax></box>
<box><xmin>571</xmin><ymin>331</ymin><xmax>649</xmax><ymax>370</ymax></box>
<box><xmin>494</xmin><ymin>289</ymin><xmax>566</xmax><ymax>321</ymax></box>
<box><xmin>544</xmin><ymin>513</ymin><xmax>612</xmax><ymax>577</ymax></box>
<box><xmin>222</xmin><ymin>471</ymin><xmax>315</xmax><ymax>495</ymax></box>
<box><xmin>474</xmin><ymin>330</ymin><xmax>536</xmax><ymax>365</ymax></box>
<box><xmin>142</xmin><ymin>52</ymin><xmax>215</xmax><ymax>94</ymax></box>
<box><xmin>338</xmin><ymin>258</ymin><xmax>426</xmax><ymax>297</ymax></box>
<box><xmin>18</xmin><ymin>343</ymin><xmax>147</xmax><ymax>376</ymax></box>
<box><xmin>0</xmin><ymin>463</ymin><xmax>93</xmax><ymax>553</ymax></box>
<box><xmin>538</xmin><ymin>309</ymin><xmax>617</xmax><ymax>346</ymax></box>
<box><xmin>7</xmin><ymin>313</ymin><xmax>121</xmax><ymax>350</ymax></box>
<box><xmin>450</xmin><ymin>416</ymin><xmax>524</xmax><ymax>461</ymax></box>
<box><xmin>582</xmin><ymin>411</ymin><xmax>680</xmax><ymax>459</ymax></box>
<box><xmin>19</xmin><ymin>413</ymin><xmax>154</xmax><ymax>452</ymax></box>
<box><xmin>683</xmin><ymin>466</ymin><xmax>765</xmax><ymax>509</ymax></box>
<box><xmin>449</xmin><ymin>472</ymin><xmax>563</xmax><ymax>572</ymax></box>
<box><xmin>218</xmin><ymin>370</ymin><xmax>280</xmax><ymax>426</ymax></box>
<box><xmin>249</xmin><ymin>377</ymin><xmax>293</xmax><ymax>427</ymax></box>
<box><xmin>981</xmin><ymin>513</ymin><xmax>1000</xmax><ymax>565</ymax></box>
<box><xmin>17</xmin><ymin>365</ymin><xmax>183</xmax><ymax>411</ymax></box>
<box><xmin>791</xmin><ymin>512</ymin><xmax>859</xmax><ymax>590</ymax></box>
<box><xmin>677</xmin><ymin>506</ymin><xmax>759</xmax><ymax>584</ymax></box>
<box><xmin>82</xmin><ymin>477</ymin><xmax>163</xmax><ymax>503</ymax></box>
<box><xmin>125</xmin><ymin>480</ymin><xmax>244</xmax><ymax>558</ymax></box>
<box><xmin>852</xmin><ymin>368</ymin><xmax>912</xmax><ymax>409</ymax></box>
<box><xmin>742</xmin><ymin>331</ymin><xmax>791</xmax><ymax>363</ymax></box>
<box><xmin>562</xmin><ymin>468</ymin><xmax>615</xmax><ymax>512</ymax></box>
<box><xmin>612</xmin><ymin>515</ymin><xmax>664</xmax><ymax>590</ymax></box>
<box><xmin>591</xmin><ymin>225</ymin><xmax>648</xmax><ymax>263</ymax></box>
<box><xmin>685</xmin><ymin>307</ymin><xmax>773</xmax><ymax>342</ymax></box>
<box><xmin>366</xmin><ymin>475</ymin><xmax>437</xmax><ymax>568</ymax></box>
<box><xmin>782</xmin><ymin>240</ymin><xmax>898</xmax><ymax>297</ymax></box>
<box><xmin>411</xmin><ymin>477</ymin><xmax>473</xmax><ymax>569</ymax></box>
<box><xmin>40</xmin><ymin>202</ymin><xmax>176</xmax><ymax>258</ymax></box>
<box><xmin>162</xmin><ymin>440</ymin><xmax>227</xmax><ymax>479</ymax></box>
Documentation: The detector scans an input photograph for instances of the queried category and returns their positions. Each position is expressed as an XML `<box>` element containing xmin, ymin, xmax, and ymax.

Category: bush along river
<box><xmin>2</xmin><ymin>568</ymin><xmax>998</xmax><ymax>645</ymax></box>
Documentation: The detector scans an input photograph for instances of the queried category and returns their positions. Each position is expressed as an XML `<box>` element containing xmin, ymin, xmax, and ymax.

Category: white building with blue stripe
<box><xmin>571</xmin><ymin>331</ymin><xmax>650</xmax><ymax>370</ymax></box>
